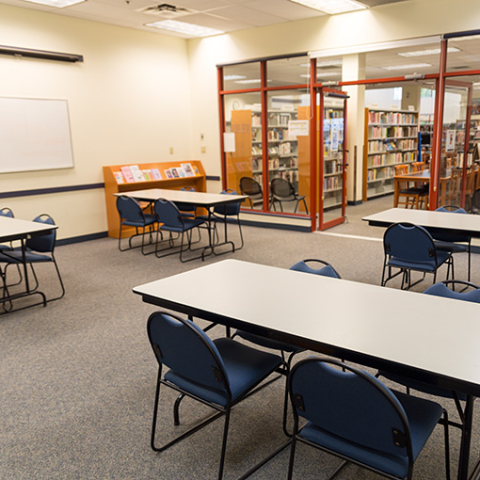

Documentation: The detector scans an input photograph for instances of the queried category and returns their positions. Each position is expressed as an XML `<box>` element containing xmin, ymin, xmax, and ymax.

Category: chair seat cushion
<box><xmin>235</xmin><ymin>330</ymin><xmax>303</xmax><ymax>353</ymax></box>
<box><xmin>434</xmin><ymin>240</ymin><xmax>468</xmax><ymax>253</ymax></box>
<box><xmin>0</xmin><ymin>249</ymin><xmax>53</xmax><ymax>263</ymax></box>
<box><xmin>387</xmin><ymin>250</ymin><xmax>451</xmax><ymax>272</ymax></box>
<box><xmin>123</xmin><ymin>213</ymin><xmax>156</xmax><ymax>227</ymax></box>
<box><xmin>399</xmin><ymin>188</ymin><xmax>427</xmax><ymax>195</ymax></box>
<box><xmin>159</xmin><ymin>217</ymin><xmax>205</xmax><ymax>233</ymax></box>
<box><xmin>299</xmin><ymin>389</ymin><xmax>442</xmax><ymax>478</ymax></box>
<box><xmin>424</xmin><ymin>282</ymin><xmax>480</xmax><ymax>303</ymax></box>
<box><xmin>165</xmin><ymin>337</ymin><xmax>282</xmax><ymax>407</ymax></box>
<box><xmin>379</xmin><ymin>370</ymin><xmax>467</xmax><ymax>401</ymax></box>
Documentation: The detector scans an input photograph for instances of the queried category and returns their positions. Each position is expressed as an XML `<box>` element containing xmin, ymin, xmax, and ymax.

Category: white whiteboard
<box><xmin>0</xmin><ymin>97</ymin><xmax>74</xmax><ymax>173</ymax></box>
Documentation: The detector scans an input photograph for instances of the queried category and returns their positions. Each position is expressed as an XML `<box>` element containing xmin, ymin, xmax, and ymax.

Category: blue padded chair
<box><xmin>116</xmin><ymin>195</ymin><xmax>157</xmax><ymax>255</ymax></box>
<box><xmin>0</xmin><ymin>208</ymin><xmax>22</xmax><ymax>286</ymax></box>
<box><xmin>379</xmin><ymin>280</ymin><xmax>480</xmax><ymax>431</ymax></box>
<box><xmin>176</xmin><ymin>186</ymin><xmax>197</xmax><ymax>218</ymax></box>
<box><xmin>209</xmin><ymin>189</ymin><xmax>244</xmax><ymax>251</ymax></box>
<box><xmin>270</xmin><ymin>177</ymin><xmax>308</xmax><ymax>214</ymax></box>
<box><xmin>147</xmin><ymin>311</ymin><xmax>283</xmax><ymax>480</ymax></box>
<box><xmin>428</xmin><ymin>206</ymin><xmax>472</xmax><ymax>282</ymax></box>
<box><xmin>154</xmin><ymin>198</ymin><xmax>206</xmax><ymax>262</ymax></box>
<box><xmin>234</xmin><ymin>259</ymin><xmax>341</xmax><ymax>436</ymax></box>
<box><xmin>382</xmin><ymin>222</ymin><xmax>454</xmax><ymax>290</ymax></box>
<box><xmin>0</xmin><ymin>214</ymin><xmax>65</xmax><ymax>305</ymax></box>
<box><xmin>287</xmin><ymin>358</ymin><xmax>450</xmax><ymax>480</ymax></box>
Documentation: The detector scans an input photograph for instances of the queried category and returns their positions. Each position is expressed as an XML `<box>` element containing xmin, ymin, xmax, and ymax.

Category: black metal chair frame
<box><xmin>148</xmin><ymin>312</ymin><xmax>281</xmax><ymax>480</ymax></box>
<box><xmin>381</xmin><ymin>223</ymin><xmax>454</xmax><ymax>290</ymax></box>
<box><xmin>239</xmin><ymin>176</ymin><xmax>264</xmax><ymax>209</ymax></box>
<box><xmin>270</xmin><ymin>177</ymin><xmax>308</xmax><ymax>214</ymax></box>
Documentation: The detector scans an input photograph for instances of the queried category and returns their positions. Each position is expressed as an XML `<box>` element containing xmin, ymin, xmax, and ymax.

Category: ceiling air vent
<box><xmin>138</xmin><ymin>3</ymin><xmax>196</xmax><ymax>18</ymax></box>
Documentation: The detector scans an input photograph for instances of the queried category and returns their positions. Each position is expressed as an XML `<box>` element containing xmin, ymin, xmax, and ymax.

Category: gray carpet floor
<box><xmin>1</xmin><ymin>199</ymin><xmax>478</xmax><ymax>479</ymax></box>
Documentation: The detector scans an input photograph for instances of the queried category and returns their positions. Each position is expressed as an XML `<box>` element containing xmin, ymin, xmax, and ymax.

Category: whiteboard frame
<box><xmin>0</xmin><ymin>96</ymin><xmax>74</xmax><ymax>174</ymax></box>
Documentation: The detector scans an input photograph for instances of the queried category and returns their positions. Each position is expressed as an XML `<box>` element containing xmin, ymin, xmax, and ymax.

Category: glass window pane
<box><xmin>267</xmin><ymin>56</ymin><xmax>310</xmax><ymax>87</ymax></box>
<box><xmin>267</xmin><ymin>90</ymin><xmax>310</xmax><ymax>214</ymax></box>
<box><xmin>446</xmin><ymin>35</ymin><xmax>480</xmax><ymax>73</ymax></box>
<box><xmin>222</xmin><ymin>63</ymin><xmax>261</xmax><ymax>91</ymax></box>
<box><xmin>223</xmin><ymin>92</ymin><xmax>263</xmax><ymax>209</ymax></box>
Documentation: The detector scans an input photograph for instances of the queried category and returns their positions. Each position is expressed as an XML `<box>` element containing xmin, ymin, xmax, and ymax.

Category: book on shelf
<box><xmin>181</xmin><ymin>163</ymin><xmax>194</xmax><ymax>177</ymax></box>
<box><xmin>113</xmin><ymin>171</ymin><xmax>125</xmax><ymax>184</ymax></box>
<box><xmin>151</xmin><ymin>168</ymin><xmax>162</xmax><ymax>180</ymax></box>
<box><xmin>120</xmin><ymin>166</ymin><xmax>135</xmax><ymax>183</ymax></box>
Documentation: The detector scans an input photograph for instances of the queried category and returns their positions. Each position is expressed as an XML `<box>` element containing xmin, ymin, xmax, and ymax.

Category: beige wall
<box><xmin>2</xmin><ymin>0</ymin><xmax>480</xmax><ymax>237</ymax></box>
<box><xmin>0</xmin><ymin>4</ymin><xmax>192</xmax><ymax>238</ymax></box>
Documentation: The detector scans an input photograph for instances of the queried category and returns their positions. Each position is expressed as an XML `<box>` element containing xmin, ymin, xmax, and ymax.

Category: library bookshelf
<box><xmin>103</xmin><ymin>160</ymin><xmax>206</xmax><ymax>238</ymax></box>
<box><xmin>363</xmin><ymin>108</ymin><xmax>419</xmax><ymax>201</ymax></box>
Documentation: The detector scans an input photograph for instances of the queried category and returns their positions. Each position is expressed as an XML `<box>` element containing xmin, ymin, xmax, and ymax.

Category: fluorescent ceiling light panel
<box><xmin>301</xmin><ymin>72</ymin><xmax>340</xmax><ymax>78</ymax></box>
<box><xmin>398</xmin><ymin>47</ymin><xmax>460</xmax><ymax>57</ymax></box>
<box><xmin>224</xmin><ymin>75</ymin><xmax>246</xmax><ymax>81</ymax></box>
<box><xmin>383</xmin><ymin>63</ymin><xmax>432</xmax><ymax>70</ymax></box>
<box><xmin>235</xmin><ymin>79</ymin><xmax>262</xmax><ymax>84</ymax></box>
<box><xmin>146</xmin><ymin>20</ymin><xmax>223</xmax><ymax>37</ymax></box>
<box><xmin>21</xmin><ymin>0</ymin><xmax>84</xmax><ymax>6</ymax></box>
<box><xmin>290</xmin><ymin>0</ymin><xmax>367</xmax><ymax>14</ymax></box>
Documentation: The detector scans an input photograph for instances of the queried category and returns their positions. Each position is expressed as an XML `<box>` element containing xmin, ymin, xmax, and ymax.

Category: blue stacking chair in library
<box><xmin>287</xmin><ymin>357</ymin><xmax>450</xmax><ymax>480</ymax></box>
<box><xmin>379</xmin><ymin>280</ymin><xmax>480</xmax><ymax>433</ymax></box>
<box><xmin>153</xmin><ymin>198</ymin><xmax>206</xmax><ymax>262</ymax></box>
<box><xmin>429</xmin><ymin>206</ymin><xmax>472</xmax><ymax>282</ymax></box>
<box><xmin>0</xmin><ymin>214</ymin><xmax>65</xmax><ymax>306</ymax></box>
<box><xmin>382</xmin><ymin>222</ymin><xmax>454</xmax><ymax>290</ymax></box>
<box><xmin>146</xmin><ymin>311</ymin><xmax>283</xmax><ymax>480</ymax></box>
<box><xmin>234</xmin><ymin>258</ymin><xmax>341</xmax><ymax>436</ymax></box>
<box><xmin>0</xmin><ymin>208</ymin><xmax>22</xmax><ymax>288</ymax></box>
<box><xmin>116</xmin><ymin>195</ymin><xmax>157</xmax><ymax>255</ymax></box>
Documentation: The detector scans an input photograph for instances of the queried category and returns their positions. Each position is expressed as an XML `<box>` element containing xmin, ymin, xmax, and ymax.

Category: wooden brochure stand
<box><xmin>103</xmin><ymin>160</ymin><xmax>206</xmax><ymax>238</ymax></box>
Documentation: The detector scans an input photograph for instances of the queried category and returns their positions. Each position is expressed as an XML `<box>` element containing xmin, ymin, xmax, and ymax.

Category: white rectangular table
<box><xmin>363</xmin><ymin>208</ymin><xmax>480</xmax><ymax>239</ymax></box>
<box><xmin>0</xmin><ymin>216</ymin><xmax>58</xmax><ymax>312</ymax></box>
<box><xmin>116</xmin><ymin>189</ymin><xmax>247</xmax><ymax>257</ymax></box>
<box><xmin>133</xmin><ymin>259</ymin><xmax>480</xmax><ymax>480</ymax></box>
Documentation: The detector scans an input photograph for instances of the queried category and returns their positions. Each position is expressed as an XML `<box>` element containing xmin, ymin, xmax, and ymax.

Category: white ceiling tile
<box><xmin>206</xmin><ymin>4</ymin><xmax>286</xmax><ymax>27</ymax></box>
<box><xmin>243</xmin><ymin>0</ymin><xmax>326</xmax><ymax>20</ymax></box>
<box><xmin>176</xmin><ymin>12</ymin><xmax>251</xmax><ymax>32</ymax></box>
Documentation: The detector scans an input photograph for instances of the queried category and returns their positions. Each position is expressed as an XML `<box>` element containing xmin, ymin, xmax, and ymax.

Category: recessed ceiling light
<box><xmin>20</xmin><ymin>0</ymin><xmax>84</xmax><ymax>6</ymax></box>
<box><xmin>146</xmin><ymin>20</ymin><xmax>224</xmax><ymax>37</ymax></box>
<box><xmin>383</xmin><ymin>63</ymin><xmax>432</xmax><ymax>71</ymax></box>
<box><xmin>398</xmin><ymin>47</ymin><xmax>460</xmax><ymax>57</ymax></box>
<box><xmin>235</xmin><ymin>79</ymin><xmax>262</xmax><ymax>84</ymax></box>
<box><xmin>224</xmin><ymin>75</ymin><xmax>246</xmax><ymax>81</ymax></box>
<box><xmin>289</xmin><ymin>0</ymin><xmax>367</xmax><ymax>15</ymax></box>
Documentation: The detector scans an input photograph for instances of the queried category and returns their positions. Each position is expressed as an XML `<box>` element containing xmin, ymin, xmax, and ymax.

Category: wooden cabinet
<box><xmin>103</xmin><ymin>160</ymin><xmax>206</xmax><ymax>238</ymax></box>
<box><xmin>363</xmin><ymin>108</ymin><xmax>419</xmax><ymax>201</ymax></box>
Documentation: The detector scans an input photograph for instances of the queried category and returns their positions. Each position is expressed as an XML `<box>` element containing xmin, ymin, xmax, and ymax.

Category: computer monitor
<box><xmin>420</xmin><ymin>132</ymin><xmax>431</xmax><ymax>146</ymax></box>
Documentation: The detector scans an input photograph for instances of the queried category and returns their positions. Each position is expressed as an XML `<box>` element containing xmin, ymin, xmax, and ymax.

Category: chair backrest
<box><xmin>395</xmin><ymin>165</ymin><xmax>410</xmax><ymax>190</ymax></box>
<box><xmin>289</xmin><ymin>259</ymin><xmax>341</xmax><ymax>279</ymax></box>
<box><xmin>239</xmin><ymin>177</ymin><xmax>262</xmax><ymax>196</ymax></box>
<box><xmin>116</xmin><ymin>196</ymin><xmax>145</xmax><ymax>223</ymax></box>
<box><xmin>176</xmin><ymin>187</ymin><xmax>196</xmax><ymax>213</ymax></box>
<box><xmin>424</xmin><ymin>280</ymin><xmax>480</xmax><ymax>303</ymax></box>
<box><xmin>271</xmin><ymin>177</ymin><xmax>294</xmax><ymax>199</ymax></box>
<box><xmin>27</xmin><ymin>214</ymin><xmax>56</xmax><ymax>253</ymax></box>
<box><xmin>433</xmin><ymin>205</ymin><xmax>470</xmax><ymax>243</ymax></box>
<box><xmin>147</xmin><ymin>312</ymin><xmax>229</xmax><ymax>392</ymax></box>
<box><xmin>0</xmin><ymin>207</ymin><xmax>14</xmax><ymax>218</ymax></box>
<box><xmin>384</xmin><ymin>223</ymin><xmax>437</xmax><ymax>264</ymax></box>
<box><xmin>412</xmin><ymin>162</ymin><xmax>425</xmax><ymax>172</ymax></box>
<box><xmin>289</xmin><ymin>358</ymin><xmax>412</xmax><ymax>457</ymax></box>
<box><xmin>154</xmin><ymin>198</ymin><xmax>184</xmax><ymax>229</ymax></box>
<box><xmin>214</xmin><ymin>189</ymin><xmax>241</xmax><ymax>216</ymax></box>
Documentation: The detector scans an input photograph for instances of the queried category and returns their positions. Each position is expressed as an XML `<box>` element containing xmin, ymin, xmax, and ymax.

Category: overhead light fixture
<box><xmin>146</xmin><ymin>20</ymin><xmax>223</xmax><ymax>37</ymax></box>
<box><xmin>300</xmin><ymin>72</ymin><xmax>340</xmax><ymax>78</ymax></box>
<box><xmin>20</xmin><ymin>0</ymin><xmax>85</xmax><ymax>7</ymax></box>
<box><xmin>383</xmin><ymin>63</ymin><xmax>432</xmax><ymax>71</ymax></box>
<box><xmin>224</xmin><ymin>75</ymin><xmax>246</xmax><ymax>81</ymax></box>
<box><xmin>398</xmin><ymin>47</ymin><xmax>460</xmax><ymax>57</ymax></box>
<box><xmin>234</xmin><ymin>79</ymin><xmax>272</xmax><ymax>84</ymax></box>
<box><xmin>300</xmin><ymin>60</ymin><xmax>342</xmax><ymax>67</ymax></box>
<box><xmin>289</xmin><ymin>0</ymin><xmax>367</xmax><ymax>15</ymax></box>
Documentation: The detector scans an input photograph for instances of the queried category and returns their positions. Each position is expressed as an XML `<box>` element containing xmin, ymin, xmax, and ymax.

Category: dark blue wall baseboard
<box><xmin>57</xmin><ymin>231</ymin><xmax>108</xmax><ymax>246</ymax></box>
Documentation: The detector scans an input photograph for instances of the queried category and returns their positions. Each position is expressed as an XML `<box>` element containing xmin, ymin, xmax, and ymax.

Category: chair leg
<box><xmin>173</xmin><ymin>393</ymin><xmax>185</xmax><ymax>426</ymax></box>
<box><xmin>217</xmin><ymin>409</ymin><xmax>231</xmax><ymax>480</ymax></box>
<box><xmin>287</xmin><ymin>430</ymin><xmax>298</xmax><ymax>480</ymax></box>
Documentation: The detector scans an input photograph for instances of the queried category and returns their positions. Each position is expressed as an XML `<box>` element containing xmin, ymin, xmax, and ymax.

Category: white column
<box><xmin>342</xmin><ymin>54</ymin><xmax>365</xmax><ymax>203</ymax></box>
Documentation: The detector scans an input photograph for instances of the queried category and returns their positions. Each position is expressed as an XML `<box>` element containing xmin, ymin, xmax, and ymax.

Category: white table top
<box><xmin>0</xmin><ymin>216</ymin><xmax>57</xmax><ymax>243</ymax></box>
<box><xmin>363</xmin><ymin>208</ymin><xmax>480</xmax><ymax>237</ymax></box>
<box><xmin>115</xmin><ymin>188</ymin><xmax>247</xmax><ymax>207</ymax></box>
<box><xmin>134</xmin><ymin>259</ymin><xmax>480</xmax><ymax>396</ymax></box>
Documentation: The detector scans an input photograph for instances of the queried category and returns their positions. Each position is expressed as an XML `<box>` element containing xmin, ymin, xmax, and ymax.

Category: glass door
<box><xmin>319</xmin><ymin>89</ymin><xmax>348</xmax><ymax>230</ymax></box>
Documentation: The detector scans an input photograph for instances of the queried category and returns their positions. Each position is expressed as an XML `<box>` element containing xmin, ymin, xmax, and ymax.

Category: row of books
<box><xmin>325</xmin><ymin>161</ymin><xmax>343</xmax><ymax>175</ymax></box>
<box><xmin>366</xmin><ymin>167</ymin><xmax>395</xmax><ymax>182</ymax></box>
<box><xmin>369</xmin><ymin>126</ymin><xmax>418</xmax><ymax>139</ymax></box>
<box><xmin>324</xmin><ymin>176</ymin><xmax>340</xmax><ymax>192</ymax></box>
<box><xmin>114</xmin><ymin>163</ymin><xmax>199</xmax><ymax>184</ymax></box>
<box><xmin>369</xmin><ymin>111</ymin><xmax>417</xmax><ymax>125</ymax></box>
<box><xmin>368</xmin><ymin>139</ymin><xmax>417</xmax><ymax>154</ymax></box>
